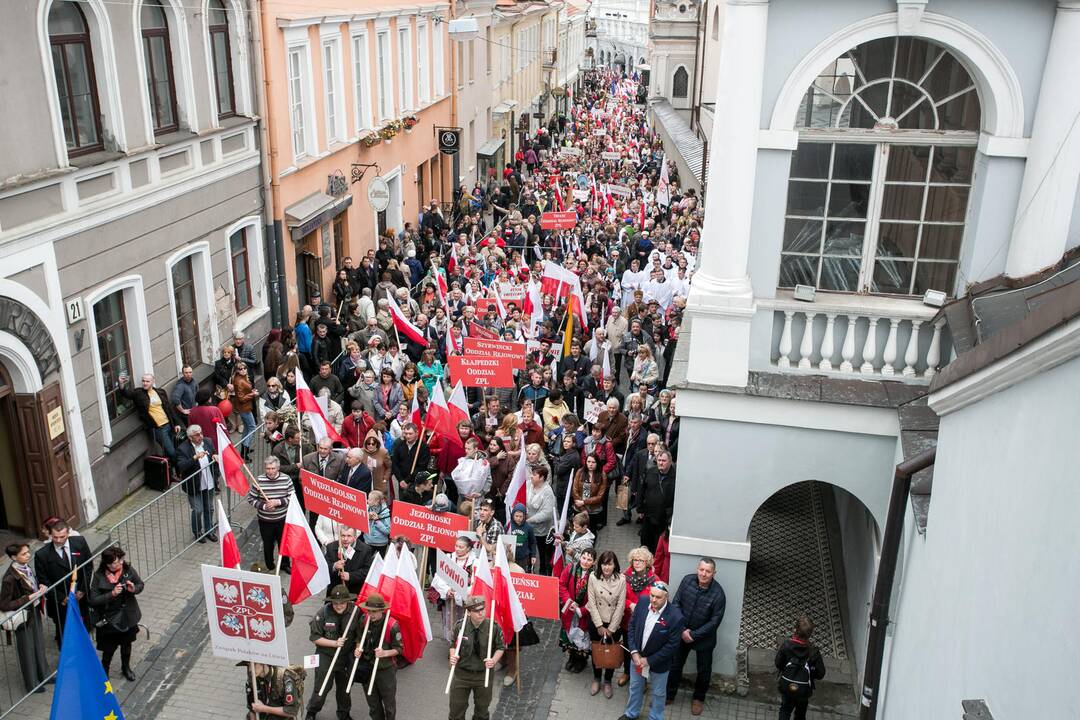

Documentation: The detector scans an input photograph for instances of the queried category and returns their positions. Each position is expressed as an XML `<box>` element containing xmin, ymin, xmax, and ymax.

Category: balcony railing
<box><xmin>763</xmin><ymin>291</ymin><xmax>950</xmax><ymax>383</ymax></box>
<box><xmin>543</xmin><ymin>48</ymin><xmax>558</xmax><ymax>68</ymax></box>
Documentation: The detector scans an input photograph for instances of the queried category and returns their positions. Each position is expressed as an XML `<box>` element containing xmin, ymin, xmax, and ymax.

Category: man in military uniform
<box><xmin>250</xmin><ymin>561</ymin><xmax>295</xmax><ymax>626</ymax></box>
<box><xmin>243</xmin><ymin>661</ymin><xmax>302</xmax><ymax>719</ymax></box>
<box><xmin>351</xmin><ymin>592</ymin><xmax>403</xmax><ymax>720</ymax></box>
<box><xmin>448</xmin><ymin>595</ymin><xmax>505</xmax><ymax>720</ymax></box>
<box><xmin>306</xmin><ymin>585</ymin><xmax>358</xmax><ymax>720</ymax></box>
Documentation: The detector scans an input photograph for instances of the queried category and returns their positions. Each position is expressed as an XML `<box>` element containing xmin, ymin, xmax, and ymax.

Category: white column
<box><xmin>1005</xmin><ymin>2</ymin><xmax>1080</xmax><ymax>277</ymax></box>
<box><xmin>684</xmin><ymin>0</ymin><xmax>768</xmax><ymax>387</ymax></box>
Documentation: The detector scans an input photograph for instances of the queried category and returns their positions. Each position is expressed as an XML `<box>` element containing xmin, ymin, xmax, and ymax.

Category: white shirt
<box><xmin>642</xmin><ymin>602</ymin><xmax>667</xmax><ymax>650</ymax></box>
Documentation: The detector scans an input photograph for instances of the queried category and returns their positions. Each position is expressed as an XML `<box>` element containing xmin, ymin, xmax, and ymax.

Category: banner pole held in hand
<box><xmin>318</xmin><ymin>605</ymin><xmax>358</xmax><ymax>697</ymax></box>
<box><xmin>345</xmin><ymin>614</ymin><xmax>372</xmax><ymax>694</ymax></box>
<box><xmin>484</xmin><ymin>594</ymin><xmax>496</xmax><ymax>688</ymax></box>
<box><xmin>366</xmin><ymin>612</ymin><xmax>391</xmax><ymax>696</ymax></box>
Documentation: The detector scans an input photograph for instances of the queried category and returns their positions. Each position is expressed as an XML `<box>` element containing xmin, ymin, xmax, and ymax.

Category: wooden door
<box><xmin>13</xmin><ymin>382</ymin><xmax>79</xmax><ymax>528</ymax></box>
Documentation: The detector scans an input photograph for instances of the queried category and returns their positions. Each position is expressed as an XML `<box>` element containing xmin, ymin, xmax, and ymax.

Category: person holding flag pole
<box><xmin>447</xmin><ymin>594</ymin><xmax>505</xmax><ymax>720</ymax></box>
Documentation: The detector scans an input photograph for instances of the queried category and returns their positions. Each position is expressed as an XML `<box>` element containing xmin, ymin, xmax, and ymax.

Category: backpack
<box><xmin>777</xmin><ymin>652</ymin><xmax>814</xmax><ymax>701</ymax></box>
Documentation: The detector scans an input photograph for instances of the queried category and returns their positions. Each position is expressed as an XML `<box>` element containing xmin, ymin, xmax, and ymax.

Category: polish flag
<box><xmin>427</xmin><ymin>377</ymin><xmax>457</xmax><ymax>442</ymax></box>
<box><xmin>295</xmin><ymin>369</ymin><xmax>346</xmax><ymax>445</ymax></box>
<box><xmin>541</xmin><ymin>263</ymin><xmax>588</xmax><ymax>333</ymax></box>
<box><xmin>386</xmin><ymin>292</ymin><xmax>428</xmax><ymax>346</ymax></box>
<box><xmin>435</xmin><ymin>270</ymin><xmax>451</xmax><ymax>314</ymax></box>
<box><xmin>503</xmin><ymin>434</ymin><xmax>529</xmax><ymax>526</ymax></box>
<box><xmin>355</xmin><ymin>551</ymin><xmax>385</xmax><ymax>607</ymax></box>
<box><xmin>392</xmin><ymin>543</ymin><xmax>432</xmax><ymax>662</ymax></box>
<box><xmin>215</xmin><ymin>422</ymin><xmax>249</xmax><ymax>496</ymax></box>
<box><xmin>279</xmin><ymin>492</ymin><xmax>331</xmax><ymax>604</ymax></box>
<box><xmin>216</xmin><ymin>497</ymin><xmax>241</xmax><ymax>570</ymax></box>
<box><xmin>492</xmin><ymin>286</ymin><xmax>507</xmax><ymax>321</ymax></box>
<box><xmin>553</xmin><ymin>183</ymin><xmax>564</xmax><ymax>212</ymax></box>
<box><xmin>493</xmin><ymin>541</ymin><xmax>528</xmax><ymax>639</ymax></box>
<box><xmin>448</xmin><ymin>381</ymin><xmax>471</xmax><ymax>428</ymax></box>
<box><xmin>447</xmin><ymin>243</ymin><xmax>459</xmax><ymax>275</ymax></box>
<box><xmin>523</xmin><ymin>283</ymin><xmax>543</xmax><ymax>337</ymax></box>
<box><xmin>550</xmin><ymin>471</ymin><xmax>575</xmax><ymax>578</ymax></box>
<box><xmin>375</xmin><ymin>543</ymin><xmax>401</xmax><ymax>602</ymax></box>
<box><xmin>469</xmin><ymin>546</ymin><xmax>495</xmax><ymax>604</ymax></box>
<box><xmin>639</xmin><ymin>201</ymin><xmax>646</xmax><ymax>231</ymax></box>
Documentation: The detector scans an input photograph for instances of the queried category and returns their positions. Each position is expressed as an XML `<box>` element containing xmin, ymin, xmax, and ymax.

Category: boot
<box><xmin>101</xmin><ymin>650</ymin><xmax>114</xmax><ymax>678</ymax></box>
<box><xmin>121</xmin><ymin>646</ymin><xmax>135</xmax><ymax>681</ymax></box>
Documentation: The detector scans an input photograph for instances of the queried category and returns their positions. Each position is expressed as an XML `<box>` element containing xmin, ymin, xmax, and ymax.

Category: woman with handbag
<box><xmin>88</xmin><ymin>546</ymin><xmax>144</xmax><ymax>680</ymax></box>
<box><xmin>558</xmin><ymin>548</ymin><xmax>595</xmax><ymax>674</ymax></box>
<box><xmin>0</xmin><ymin>542</ymin><xmax>48</xmax><ymax>692</ymax></box>
<box><xmin>586</xmin><ymin>550</ymin><xmax>626</xmax><ymax>698</ymax></box>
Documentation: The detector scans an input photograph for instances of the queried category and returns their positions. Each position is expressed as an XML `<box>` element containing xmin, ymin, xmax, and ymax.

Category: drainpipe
<box><xmin>250</xmin><ymin>0</ymin><xmax>288</xmax><ymax>327</ymax></box>
<box><xmin>690</xmin><ymin>0</ymin><xmax>705</xmax><ymax>135</ymax></box>
<box><xmin>448</xmin><ymin>2</ymin><xmax>461</xmax><ymax>189</ymax></box>
<box><xmin>859</xmin><ymin>447</ymin><xmax>937</xmax><ymax>720</ymax></box>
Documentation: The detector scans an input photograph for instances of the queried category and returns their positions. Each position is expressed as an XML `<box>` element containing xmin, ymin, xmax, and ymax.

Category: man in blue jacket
<box><xmin>666</xmin><ymin>558</ymin><xmax>726</xmax><ymax>715</ymax></box>
<box><xmin>620</xmin><ymin>580</ymin><xmax>685</xmax><ymax>720</ymax></box>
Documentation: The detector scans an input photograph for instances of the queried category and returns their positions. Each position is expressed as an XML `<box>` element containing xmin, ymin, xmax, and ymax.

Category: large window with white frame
<box><xmin>94</xmin><ymin>292</ymin><xmax>134</xmax><ymax>422</ymax></box>
<box><xmin>433</xmin><ymin>22</ymin><xmax>444</xmax><ymax>96</ymax></box>
<box><xmin>376</xmin><ymin>30</ymin><xmax>392</xmax><ymax>120</ymax></box>
<box><xmin>287</xmin><ymin>44</ymin><xmax>311</xmax><ymax>160</ymax></box>
<box><xmin>207</xmin><ymin>0</ymin><xmax>236</xmax><ymax>119</ymax></box>
<box><xmin>779</xmin><ymin>37</ymin><xmax>980</xmax><ymax>298</ymax></box>
<box><xmin>322</xmin><ymin>36</ymin><xmax>344</xmax><ymax>144</ymax></box>
<box><xmin>417</xmin><ymin>23</ymin><xmax>429</xmax><ymax>104</ymax></box>
<box><xmin>48</xmin><ymin>0</ymin><xmax>104</xmax><ymax>156</ymax></box>
<box><xmin>171</xmin><ymin>255</ymin><xmax>202</xmax><ymax>367</ymax></box>
<box><xmin>398</xmin><ymin>26</ymin><xmax>412</xmax><ymax>112</ymax></box>
<box><xmin>140</xmin><ymin>0</ymin><xmax>179</xmax><ymax>134</ymax></box>
<box><xmin>352</xmin><ymin>32</ymin><xmax>373</xmax><ymax>132</ymax></box>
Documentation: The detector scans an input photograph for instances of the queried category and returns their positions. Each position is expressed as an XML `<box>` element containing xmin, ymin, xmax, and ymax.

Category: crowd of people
<box><xmin>0</xmin><ymin>67</ymin><xmax>828</xmax><ymax>720</ymax></box>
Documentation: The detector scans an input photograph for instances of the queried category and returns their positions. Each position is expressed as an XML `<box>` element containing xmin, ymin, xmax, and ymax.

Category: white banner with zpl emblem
<box><xmin>201</xmin><ymin>565</ymin><xmax>290</xmax><ymax>666</ymax></box>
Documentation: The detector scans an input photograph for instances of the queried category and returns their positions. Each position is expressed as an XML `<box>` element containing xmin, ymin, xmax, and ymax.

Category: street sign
<box><xmin>367</xmin><ymin>176</ymin><xmax>390</xmax><ymax>211</ymax></box>
<box><xmin>439</xmin><ymin>128</ymin><xmax>462</xmax><ymax>155</ymax></box>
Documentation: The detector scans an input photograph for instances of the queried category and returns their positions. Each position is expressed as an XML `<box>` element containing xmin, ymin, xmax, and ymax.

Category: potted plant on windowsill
<box><xmin>402</xmin><ymin>114</ymin><xmax>419</xmax><ymax>133</ymax></box>
<box><xmin>379</xmin><ymin>120</ymin><xmax>404</xmax><ymax>144</ymax></box>
<box><xmin>361</xmin><ymin>132</ymin><xmax>382</xmax><ymax>148</ymax></box>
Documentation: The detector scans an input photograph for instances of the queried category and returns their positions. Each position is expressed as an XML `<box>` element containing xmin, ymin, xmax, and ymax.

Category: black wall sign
<box><xmin>438</xmin><ymin>128</ymin><xmax>462</xmax><ymax>155</ymax></box>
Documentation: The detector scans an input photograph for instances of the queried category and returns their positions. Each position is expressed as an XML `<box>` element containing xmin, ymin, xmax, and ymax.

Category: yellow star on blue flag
<box><xmin>49</xmin><ymin>591</ymin><xmax>126</xmax><ymax>720</ymax></box>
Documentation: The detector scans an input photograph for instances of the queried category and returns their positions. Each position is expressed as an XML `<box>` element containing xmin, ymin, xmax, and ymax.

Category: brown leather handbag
<box><xmin>591</xmin><ymin>635</ymin><xmax>624</xmax><ymax>669</ymax></box>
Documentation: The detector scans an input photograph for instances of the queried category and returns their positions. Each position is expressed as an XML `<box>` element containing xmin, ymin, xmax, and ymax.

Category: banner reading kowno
<box><xmin>201</xmin><ymin>565</ymin><xmax>290</xmax><ymax>666</ymax></box>
<box><xmin>435</xmin><ymin>549</ymin><xmax>470</xmax><ymax>601</ymax></box>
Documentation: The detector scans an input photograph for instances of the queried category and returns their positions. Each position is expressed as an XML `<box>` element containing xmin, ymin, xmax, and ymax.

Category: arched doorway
<box><xmin>739</xmin><ymin>480</ymin><xmax>878</xmax><ymax>693</ymax></box>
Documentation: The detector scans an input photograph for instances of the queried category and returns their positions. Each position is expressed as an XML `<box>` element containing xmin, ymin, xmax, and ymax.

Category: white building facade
<box><xmin>669</xmin><ymin>0</ymin><xmax>1080</xmax><ymax>705</ymax></box>
<box><xmin>588</xmin><ymin>0</ymin><xmax>649</xmax><ymax>71</ymax></box>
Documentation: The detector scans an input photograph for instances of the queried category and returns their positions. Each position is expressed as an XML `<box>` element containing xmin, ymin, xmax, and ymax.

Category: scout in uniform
<box><xmin>242</xmin><ymin>661</ymin><xmax>303</xmax><ymax>719</ymax></box>
<box><xmin>306</xmin><ymin>584</ymin><xmax>358</xmax><ymax>720</ymax></box>
<box><xmin>448</xmin><ymin>595</ymin><xmax>505</xmax><ymax>720</ymax></box>
<box><xmin>351</xmin><ymin>592</ymin><xmax>403</xmax><ymax>720</ymax></box>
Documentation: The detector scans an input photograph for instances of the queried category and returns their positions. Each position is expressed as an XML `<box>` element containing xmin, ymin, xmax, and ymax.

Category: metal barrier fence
<box><xmin>0</xmin><ymin>410</ymin><xmax>283</xmax><ymax>718</ymax></box>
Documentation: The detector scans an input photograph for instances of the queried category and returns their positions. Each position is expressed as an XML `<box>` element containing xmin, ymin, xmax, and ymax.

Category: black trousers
<box><xmin>258</xmin><ymin>517</ymin><xmax>286</xmax><ymax>570</ymax></box>
<box><xmin>639</xmin><ymin>520</ymin><xmax>665</xmax><ymax>554</ymax></box>
<box><xmin>779</xmin><ymin>695</ymin><xmax>809</xmax><ymax>720</ymax></box>
<box><xmin>587</xmin><ymin>621</ymin><xmax>622</xmax><ymax>682</ymax></box>
<box><xmin>307</xmin><ymin>659</ymin><xmax>351</xmax><ymax>719</ymax></box>
<box><xmin>666</xmin><ymin>641</ymin><xmax>713</xmax><ymax>702</ymax></box>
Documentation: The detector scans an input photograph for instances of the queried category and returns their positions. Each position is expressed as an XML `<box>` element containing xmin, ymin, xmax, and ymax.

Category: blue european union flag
<box><xmin>49</xmin><ymin>591</ymin><xmax>125</xmax><ymax>720</ymax></box>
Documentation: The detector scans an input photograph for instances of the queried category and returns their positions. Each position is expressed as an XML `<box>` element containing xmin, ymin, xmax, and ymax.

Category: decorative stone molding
<box><xmin>897</xmin><ymin>0</ymin><xmax>929</xmax><ymax>34</ymax></box>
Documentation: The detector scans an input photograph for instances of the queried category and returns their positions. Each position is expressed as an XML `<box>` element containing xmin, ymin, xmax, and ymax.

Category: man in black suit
<box><xmin>323</xmin><ymin>526</ymin><xmax>374</xmax><ymax>597</ymax></box>
<box><xmin>34</xmin><ymin>520</ymin><xmax>92</xmax><ymax>647</ymax></box>
<box><xmin>621</xmin><ymin>581</ymin><xmax>685</xmax><ymax>720</ymax></box>
<box><xmin>390</xmin><ymin>423</ymin><xmax>430</xmax><ymax>495</ymax></box>
<box><xmin>337</xmin><ymin>447</ymin><xmax>373</xmax><ymax>493</ymax></box>
<box><xmin>175</xmin><ymin>424</ymin><xmax>220</xmax><ymax>542</ymax></box>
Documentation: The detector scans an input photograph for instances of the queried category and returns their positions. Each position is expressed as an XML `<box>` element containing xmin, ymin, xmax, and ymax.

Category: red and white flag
<box><xmin>355</xmin><ymin>551</ymin><xmax>385</xmax><ymax>607</ymax></box>
<box><xmin>279</xmin><ymin>492</ymin><xmax>331</xmax><ymax>605</ymax></box>
<box><xmin>386</xmin><ymin>292</ymin><xmax>428</xmax><ymax>346</ymax></box>
<box><xmin>469</xmin><ymin>546</ymin><xmax>495</xmax><ymax>604</ymax></box>
<box><xmin>427</xmin><ymin>378</ymin><xmax>457</xmax><ymax>442</ymax></box>
<box><xmin>216</xmin><ymin>497</ymin><xmax>241</xmax><ymax>570</ymax></box>
<box><xmin>492</xmin><ymin>286</ymin><xmax>507</xmax><ymax>321</ymax></box>
<box><xmin>445</xmin><ymin>325</ymin><xmax>461</xmax><ymax>357</ymax></box>
<box><xmin>638</xmin><ymin>200</ymin><xmax>646</xmax><ymax>231</ymax></box>
<box><xmin>523</xmin><ymin>283</ymin><xmax>543</xmax><ymax>338</ymax></box>
<box><xmin>295</xmin><ymin>369</ymin><xmax>346</xmax><ymax>445</ymax></box>
<box><xmin>503</xmin><ymin>433</ymin><xmax>529</xmax><ymax>524</ymax></box>
<box><xmin>493</xmin><ymin>541</ymin><xmax>528</xmax><ymax>639</ymax></box>
<box><xmin>375</xmin><ymin>543</ymin><xmax>401</xmax><ymax>601</ymax></box>
<box><xmin>215</xmin><ymin>422</ymin><xmax>249</xmax><ymax>496</ymax></box>
<box><xmin>448</xmin><ymin>381</ymin><xmax>470</xmax><ymax>429</ymax></box>
<box><xmin>447</xmin><ymin>244</ymin><xmax>459</xmax><ymax>275</ymax></box>
<box><xmin>392</xmin><ymin>544</ymin><xmax>432</xmax><ymax>662</ymax></box>
<box><xmin>541</xmin><ymin>261</ymin><xmax>588</xmax><ymax>331</ymax></box>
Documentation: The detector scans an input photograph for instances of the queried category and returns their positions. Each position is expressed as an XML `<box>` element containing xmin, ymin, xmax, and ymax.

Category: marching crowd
<box><xmin>0</xmin><ymin>67</ymin><xmax>827</xmax><ymax>720</ymax></box>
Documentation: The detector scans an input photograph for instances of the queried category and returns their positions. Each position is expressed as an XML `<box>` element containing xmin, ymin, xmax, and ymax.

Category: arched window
<box><xmin>780</xmin><ymin>37</ymin><xmax>980</xmax><ymax>296</ymax></box>
<box><xmin>208</xmin><ymin>0</ymin><xmax>235</xmax><ymax>118</ymax></box>
<box><xmin>48</xmin><ymin>0</ymin><xmax>103</xmax><ymax>156</ymax></box>
<box><xmin>711</xmin><ymin>7</ymin><xmax>719</xmax><ymax>41</ymax></box>
<box><xmin>141</xmin><ymin>0</ymin><xmax>178</xmax><ymax>133</ymax></box>
<box><xmin>672</xmin><ymin>66</ymin><xmax>688</xmax><ymax>98</ymax></box>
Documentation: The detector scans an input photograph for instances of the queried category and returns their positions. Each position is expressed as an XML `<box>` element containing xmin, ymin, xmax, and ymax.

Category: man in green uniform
<box><xmin>306</xmin><ymin>584</ymin><xmax>358</xmax><ymax>720</ymax></box>
<box><xmin>448</xmin><ymin>595</ymin><xmax>505</xmax><ymax>720</ymax></box>
<box><xmin>351</xmin><ymin>592</ymin><xmax>403</xmax><ymax>720</ymax></box>
<box><xmin>243</xmin><ymin>661</ymin><xmax>303</xmax><ymax>719</ymax></box>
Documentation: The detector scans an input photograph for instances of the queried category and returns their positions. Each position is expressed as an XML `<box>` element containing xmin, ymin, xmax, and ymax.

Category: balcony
<box><xmin>543</xmin><ymin>48</ymin><xmax>558</xmax><ymax>68</ymax></box>
<box><xmin>761</xmin><ymin>291</ymin><xmax>951</xmax><ymax>383</ymax></box>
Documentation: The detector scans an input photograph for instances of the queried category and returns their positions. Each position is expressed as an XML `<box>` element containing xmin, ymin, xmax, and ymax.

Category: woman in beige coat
<box><xmin>585</xmin><ymin>550</ymin><xmax>626</xmax><ymax>697</ymax></box>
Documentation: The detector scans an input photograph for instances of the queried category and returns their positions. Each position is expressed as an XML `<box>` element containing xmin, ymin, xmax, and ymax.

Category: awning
<box><xmin>285</xmin><ymin>192</ymin><xmax>353</xmax><ymax>242</ymax></box>
<box><xmin>492</xmin><ymin>101</ymin><xmax>517</xmax><ymax>115</ymax></box>
<box><xmin>476</xmin><ymin>138</ymin><xmax>506</xmax><ymax>158</ymax></box>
